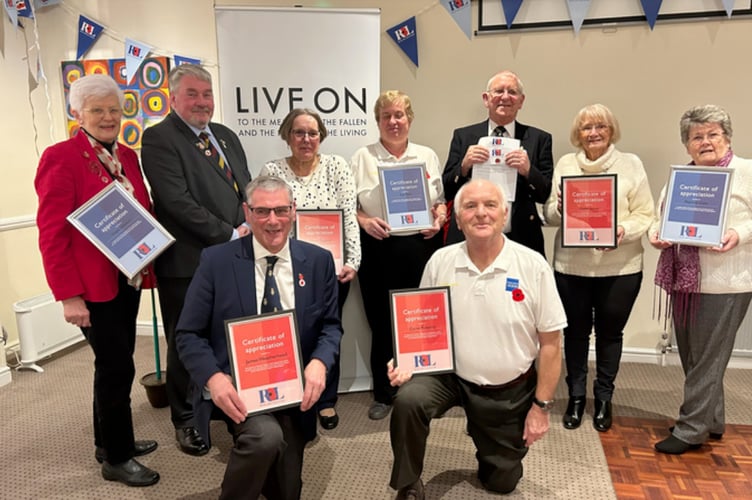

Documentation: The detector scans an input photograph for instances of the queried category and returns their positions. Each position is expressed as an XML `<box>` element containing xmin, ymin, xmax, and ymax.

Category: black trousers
<box><xmin>156</xmin><ymin>276</ymin><xmax>194</xmax><ymax>427</ymax></box>
<box><xmin>83</xmin><ymin>273</ymin><xmax>141</xmax><ymax>465</ymax></box>
<box><xmin>317</xmin><ymin>280</ymin><xmax>349</xmax><ymax>411</ymax></box>
<box><xmin>358</xmin><ymin>229</ymin><xmax>441</xmax><ymax>404</ymax></box>
<box><xmin>554</xmin><ymin>271</ymin><xmax>642</xmax><ymax>400</ymax></box>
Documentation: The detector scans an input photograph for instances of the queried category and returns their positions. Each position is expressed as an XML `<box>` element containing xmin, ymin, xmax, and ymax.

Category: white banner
<box><xmin>215</xmin><ymin>7</ymin><xmax>380</xmax><ymax>177</ymax></box>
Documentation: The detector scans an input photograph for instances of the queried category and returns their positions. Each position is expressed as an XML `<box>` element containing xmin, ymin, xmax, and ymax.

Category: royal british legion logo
<box><xmin>414</xmin><ymin>354</ymin><xmax>435</xmax><ymax>368</ymax></box>
<box><xmin>401</xmin><ymin>214</ymin><xmax>415</xmax><ymax>224</ymax></box>
<box><xmin>132</xmin><ymin>242</ymin><xmax>152</xmax><ymax>259</ymax></box>
<box><xmin>394</xmin><ymin>25</ymin><xmax>414</xmax><ymax>41</ymax></box>
<box><xmin>81</xmin><ymin>21</ymin><xmax>96</xmax><ymax>37</ymax></box>
<box><xmin>680</xmin><ymin>225</ymin><xmax>699</xmax><ymax>238</ymax></box>
<box><xmin>259</xmin><ymin>387</ymin><xmax>281</xmax><ymax>403</ymax></box>
<box><xmin>579</xmin><ymin>231</ymin><xmax>597</xmax><ymax>241</ymax></box>
<box><xmin>128</xmin><ymin>45</ymin><xmax>141</xmax><ymax>57</ymax></box>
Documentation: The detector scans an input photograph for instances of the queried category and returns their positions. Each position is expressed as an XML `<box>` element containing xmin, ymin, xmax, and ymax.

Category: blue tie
<box><xmin>261</xmin><ymin>256</ymin><xmax>282</xmax><ymax>313</ymax></box>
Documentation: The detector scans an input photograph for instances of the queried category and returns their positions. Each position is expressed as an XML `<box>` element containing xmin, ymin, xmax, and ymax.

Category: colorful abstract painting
<box><xmin>61</xmin><ymin>57</ymin><xmax>171</xmax><ymax>149</ymax></box>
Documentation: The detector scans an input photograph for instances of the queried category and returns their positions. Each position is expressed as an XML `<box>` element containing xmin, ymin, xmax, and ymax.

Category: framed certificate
<box><xmin>293</xmin><ymin>209</ymin><xmax>345</xmax><ymax>275</ymax></box>
<box><xmin>378</xmin><ymin>163</ymin><xmax>434</xmax><ymax>233</ymax></box>
<box><xmin>659</xmin><ymin>165</ymin><xmax>733</xmax><ymax>247</ymax></box>
<box><xmin>66</xmin><ymin>182</ymin><xmax>175</xmax><ymax>279</ymax></box>
<box><xmin>390</xmin><ymin>287</ymin><xmax>454</xmax><ymax>375</ymax></box>
<box><xmin>561</xmin><ymin>174</ymin><xmax>617</xmax><ymax>248</ymax></box>
<box><xmin>225</xmin><ymin>310</ymin><xmax>305</xmax><ymax>416</ymax></box>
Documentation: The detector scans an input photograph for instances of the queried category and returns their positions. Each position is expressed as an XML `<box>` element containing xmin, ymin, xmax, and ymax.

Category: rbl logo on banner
<box><xmin>394</xmin><ymin>25</ymin><xmax>414</xmax><ymax>41</ymax></box>
<box><xmin>128</xmin><ymin>45</ymin><xmax>141</xmax><ymax>57</ymax></box>
<box><xmin>447</xmin><ymin>0</ymin><xmax>468</xmax><ymax>11</ymax></box>
<box><xmin>680</xmin><ymin>226</ymin><xmax>699</xmax><ymax>237</ymax></box>
<box><xmin>133</xmin><ymin>243</ymin><xmax>152</xmax><ymax>259</ymax></box>
<box><xmin>414</xmin><ymin>354</ymin><xmax>435</xmax><ymax>368</ymax></box>
<box><xmin>579</xmin><ymin>231</ymin><xmax>597</xmax><ymax>241</ymax></box>
<box><xmin>259</xmin><ymin>387</ymin><xmax>281</xmax><ymax>403</ymax></box>
<box><xmin>401</xmin><ymin>214</ymin><xmax>415</xmax><ymax>224</ymax></box>
<box><xmin>81</xmin><ymin>21</ymin><xmax>96</xmax><ymax>36</ymax></box>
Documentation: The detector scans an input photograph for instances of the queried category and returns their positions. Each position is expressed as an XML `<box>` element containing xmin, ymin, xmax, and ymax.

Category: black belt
<box><xmin>463</xmin><ymin>364</ymin><xmax>535</xmax><ymax>392</ymax></box>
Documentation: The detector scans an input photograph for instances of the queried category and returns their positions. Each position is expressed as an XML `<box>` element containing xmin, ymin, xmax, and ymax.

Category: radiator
<box><xmin>13</xmin><ymin>292</ymin><xmax>85</xmax><ymax>373</ymax></box>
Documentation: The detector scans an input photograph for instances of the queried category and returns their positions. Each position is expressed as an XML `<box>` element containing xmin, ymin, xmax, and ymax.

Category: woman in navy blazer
<box><xmin>35</xmin><ymin>75</ymin><xmax>159</xmax><ymax>487</ymax></box>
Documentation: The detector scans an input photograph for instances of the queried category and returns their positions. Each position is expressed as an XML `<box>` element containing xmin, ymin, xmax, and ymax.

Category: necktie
<box><xmin>493</xmin><ymin>125</ymin><xmax>507</xmax><ymax>137</ymax></box>
<box><xmin>261</xmin><ymin>256</ymin><xmax>283</xmax><ymax>313</ymax></box>
<box><xmin>198</xmin><ymin>132</ymin><xmax>238</xmax><ymax>193</ymax></box>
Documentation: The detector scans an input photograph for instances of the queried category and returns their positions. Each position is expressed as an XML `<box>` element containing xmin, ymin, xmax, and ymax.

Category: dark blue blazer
<box><xmin>175</xmin><ymin>236</ymin><xmax>342</xmax><ymax>445</ymax></box>
<box><xmin>442</xmin><ymin>120</ymin><xmax>553</xmax><ymax>256</ymax></box>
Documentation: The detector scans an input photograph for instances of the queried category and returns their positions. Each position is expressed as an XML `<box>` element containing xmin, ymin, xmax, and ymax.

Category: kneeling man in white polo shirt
<box><xmin>388</xmin><ymin>178</ymin><xmax>567</xmax><ymax>499</ymax></box>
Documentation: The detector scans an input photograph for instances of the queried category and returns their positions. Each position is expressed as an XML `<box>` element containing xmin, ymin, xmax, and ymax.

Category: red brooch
<box><xmin>298</xmin><ymin>273</ymin><xmax>306</xmax><ymax>287</ymax></box>
<box><xmin>512</xmin><ymin>288</ymin><xmax>525</xmax><ymax>302</ymax></box>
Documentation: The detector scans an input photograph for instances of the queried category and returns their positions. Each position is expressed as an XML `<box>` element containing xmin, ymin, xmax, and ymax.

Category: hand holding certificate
<box><xmin>378</xmin><ymin>163</ymin><xmax>434</xmax><ymax>233</ymax></box>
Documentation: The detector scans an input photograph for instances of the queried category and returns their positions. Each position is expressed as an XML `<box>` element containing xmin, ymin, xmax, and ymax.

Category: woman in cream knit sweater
<box><xmin>544</xmin><ymin>104</ymin><xmax>654</xmax><ymax>432</ymax></box>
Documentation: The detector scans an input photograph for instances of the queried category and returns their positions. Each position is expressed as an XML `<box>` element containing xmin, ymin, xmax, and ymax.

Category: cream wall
<box><xmin>2</xmin><ymin>0</ymin><xmax>751</xmax><ymax>354</ymax></box>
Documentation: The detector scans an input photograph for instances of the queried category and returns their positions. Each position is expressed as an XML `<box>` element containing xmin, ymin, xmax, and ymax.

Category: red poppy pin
<box><xmin>298</xmin><ymin>273</ymin><xmax>306</xmax><ymax>287</ymax></box>
<box><xmin>512</xmin><ymin>288</ymin><xmax>525</xmax><ymax>302</ymax></box>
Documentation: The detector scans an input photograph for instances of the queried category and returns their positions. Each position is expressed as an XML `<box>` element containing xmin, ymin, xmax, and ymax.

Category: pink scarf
<box><xmin>654</xmin><ymin>148</ymin><xmax>733</xmax><ymax>326</ymax></box>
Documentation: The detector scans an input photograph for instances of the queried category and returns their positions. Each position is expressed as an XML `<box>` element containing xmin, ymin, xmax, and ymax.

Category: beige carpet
<box><xmin>2</xmin><ymin>337</ymin><xmax>751</xmax><ymax>499</ymax></box>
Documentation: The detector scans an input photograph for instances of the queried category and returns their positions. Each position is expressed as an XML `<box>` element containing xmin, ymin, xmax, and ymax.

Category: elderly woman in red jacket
<box><xmin>35</xmin><ymin>74</ymin><xmax>159</xmax><ymax>487</ymax></box>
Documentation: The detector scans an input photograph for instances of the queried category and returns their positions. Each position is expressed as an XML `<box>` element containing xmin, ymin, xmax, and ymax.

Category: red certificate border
<box><xmin>225</xmin><ymin>310</ymin><xmax>305</xmax><ymax>416</ymax></box>
<box><xmin>293</xmin><ymin>209</ymin><xmax>345</xmax><ymax>275</ymax></box>
<box><xmin>561</xmin><ymin>174</ymin><xmax>618</xmax><ymax>248</ymax></box>
<box><xmin>389</xmin><ymin>286</ymin><xmax>455</xmax><ymax>375</ymax></box>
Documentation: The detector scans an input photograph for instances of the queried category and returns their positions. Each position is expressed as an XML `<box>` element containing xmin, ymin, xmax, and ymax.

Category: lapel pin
<box><xmin>298</xmin><ymin>273</ymin><xmax>306</xmax><ymax>287</ymax></box>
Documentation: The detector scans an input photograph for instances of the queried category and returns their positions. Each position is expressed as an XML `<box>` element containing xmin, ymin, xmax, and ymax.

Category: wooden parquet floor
<box><xmin>600</xmin><ymin>416</ymin><xmax>752</xmax><ymax>500</ymax></box>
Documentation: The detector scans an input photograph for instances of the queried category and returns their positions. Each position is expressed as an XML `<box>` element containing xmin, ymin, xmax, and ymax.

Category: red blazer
<box><xmin>35</xmin><ymin>131</ymin><xmax>155</xmax><ymax>303</ymax></box>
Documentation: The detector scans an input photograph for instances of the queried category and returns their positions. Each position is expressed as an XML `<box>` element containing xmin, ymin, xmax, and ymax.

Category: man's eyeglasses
<box><xmin>248</xmin><ymin>205</ymin><xmax>293</xmax><ymax>218</ymax></box>
<box><xmin>487</xmin><ymin>88</ymin><xmax>520</xmax><ymax>98</ymax></box>
<box><xmin>291</xmin><ymin>129</ymin><xmax>320</xmax><ymax>139</ymax></box>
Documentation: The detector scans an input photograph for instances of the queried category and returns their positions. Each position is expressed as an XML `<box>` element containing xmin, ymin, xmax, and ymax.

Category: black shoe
<box><xmin>396</xmin><ymin>479</ymin><xmax>424</xmax><ymax>500</ymax></box>
<box><xmin>562</xmin><ymin>397</ymin><xmax>585</xmax><ymax>430</ymax></box>
<box><xmin>669</xmin><ymin>425</ymin><xmax>723</xmax><ymax>441</ymax></box>
<box><xmin>318</xmin><ymin>408</ymin><xmax>339</xmax><ymax>430</ymax></box>
<box><xmin>368</xmin><ymin>402</ymin><xmax>392</xmax><ymax>420</ymax></box>
<box><xmin>101</xmin><ymin>458</ymin><xmax>160</xmax><ymax>487</ymax></box>
<box><xmin>176</xmin><ymin>427</ymin><xmax>209</xmax><ymax>456</ymax></box>
<box><xmin>96</xmin><ymin>440</ymin><xmax>158</xmax><ymax>464</ymax></box>
<box><xmin>654</xmin><ymin>435</ymin><xmax>701</xmax><ymax>455</ymax></box>
<box><xmin>593</xmin><ymin>399</ymin><xmax>612</xmax><ymax>432</ymax></box>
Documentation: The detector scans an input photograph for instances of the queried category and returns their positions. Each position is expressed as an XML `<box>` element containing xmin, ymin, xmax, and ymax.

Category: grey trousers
<box><xmin>672</xmin><ymin>292</ymin><xmax>752</xmax><ymax>444</ymax></box>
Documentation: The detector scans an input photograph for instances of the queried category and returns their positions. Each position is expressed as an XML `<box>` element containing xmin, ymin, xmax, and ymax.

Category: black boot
<box><xmin>562</xmin><ymin>397</ymin><xmax>585</xmax><ymax>430</ymax></box>
<box><xmin>593</xmin><ymin>399</ymin><xmax>612</xmax><ymax>432</ymax></box>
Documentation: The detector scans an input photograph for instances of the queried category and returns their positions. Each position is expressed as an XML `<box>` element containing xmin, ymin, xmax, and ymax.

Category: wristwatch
<box><xmin>532</xmin><ymin>397</ymin><xmax>555</xmax><ymax>412</ymax></box>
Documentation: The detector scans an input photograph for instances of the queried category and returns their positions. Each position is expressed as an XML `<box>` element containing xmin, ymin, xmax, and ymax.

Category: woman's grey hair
<box><xmin>278</xmin><ymin>108</ymin><xmax>328</xmax><ymax>142</ymax></box>
<box><xmin>244</xmin><ymin>175</ymin><xmax>294</xmax><ymax>203</ymax></box>
<box><xmin>570</xmin><ymin>103</ymin><xmax>621</xmax><ymax>148</ymax></box>
<box><xmin>168</xmin><ymin>63</ymin><xmax>212</xmax><ymax>94</ymax></box>
<box><xmin>69</xmin><ymin>74</ymin><xmax>124</xmax><ymax>113</ymax></box>
<box><xmin>680</xmin><ymin>105</ymin><xmax>733</xmax><ymax>146</ymax></box>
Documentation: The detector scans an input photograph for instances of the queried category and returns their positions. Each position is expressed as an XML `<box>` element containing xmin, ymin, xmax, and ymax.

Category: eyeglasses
<box><xmin>83</xmin><ymin>107</ymin><xmax>122</xmax><ymax>118</ymax></box>
<box><xmin>291</xmin><ymin>129</ymin><xmax>320</xmax><ymax>139</ymax></box>
<box><xmin>248</xmin><ymin>205</ymin><xmax>293</xmax><ymax>218</ymax></box>
<box><xmin>487</xmin><ymin>88</ymin><xmax>520</xmax><ymax>98</ymax></box>
<box><xmin>580</xmin><ymin>124</ymin><xmax>608</xmax><ymax>133</ymax></box>
<box><xmin>689</xmin><ymin>132</ymin><xmax>725</xmax><ymax>145</ymax></box>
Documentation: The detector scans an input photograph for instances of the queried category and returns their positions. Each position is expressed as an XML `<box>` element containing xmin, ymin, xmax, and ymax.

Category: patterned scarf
<box><xmin>83</xmin><ymin>130</ymin><xmax>135</xmax><ymax>196</ymax></box>
<box><xmin>654</xmin><ymin>148</ymin><xmax>733</xmax><ymax>327</ymax></box>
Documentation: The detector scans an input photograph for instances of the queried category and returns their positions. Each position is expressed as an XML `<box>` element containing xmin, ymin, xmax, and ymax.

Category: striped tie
<box><xmin>199</xmin><ymin>132</ymin><xmax>238</xmax><ymax>193</ymax></box>
<box><xmin>493</xmin><ymin>125</ymin><xmax>507</xmax><ymax>137</ymax></box>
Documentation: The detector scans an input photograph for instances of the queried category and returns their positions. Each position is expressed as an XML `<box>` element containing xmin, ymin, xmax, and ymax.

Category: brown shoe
<box><xmin>396</xmin><ymin>479</ymin><xmax>424</xmax><ymax>500</ymax></box>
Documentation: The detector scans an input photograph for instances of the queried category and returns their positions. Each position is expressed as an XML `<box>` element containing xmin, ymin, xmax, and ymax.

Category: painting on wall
<box><xmin>61</xmin><ymin>57</ymin><xmax>171</xmax><ymax>149</ymax></box>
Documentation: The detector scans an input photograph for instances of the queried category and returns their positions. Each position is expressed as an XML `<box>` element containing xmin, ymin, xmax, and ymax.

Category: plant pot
<box><xmin>140</xmin><ymin>371</ymin><xmax>168</xmax><ymax>408</ymax></box>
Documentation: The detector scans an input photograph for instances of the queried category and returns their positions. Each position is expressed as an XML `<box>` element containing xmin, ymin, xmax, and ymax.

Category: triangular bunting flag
<box><xmin>566</xmin><ymin>0</ymin><xmax>591</xmax><ymax>35</ymax></box>
<box><xmin>174</xmin><ymin>54</ymin><xmax>201</xmax><ymax>66</ymax></box>
<box><xmin>124</xmin><ymin>38</ymin><xmax>152</xmax><ymax>85</ymax></box>
<box><xmin>28</xmin><ymin>62</ymin><xmax>38</xmax><ymax>92</ymax></box>
<box><xmin>501</xmin><ymin>0</ymin><xmax>524</xmax><ymax>29</ymax></box>
<box><xmin>15</xmin><ymin>0</ymin><xmax>33</xmax><ymax>19</ymax></box>
<box><xmin>4</xmin><ymin>0</ymin><xmax>18</xmax><ymax>27</ymax></box>
<box><xmin>386</xmin><ymin>16</ymin><xmax>419</xmax><ymax>67</ymax></box>
<box><xmin>76</xmin><ymin>15</ymin><xmax>103</xmax><ymax>60</ymax></box>
<box><xmin>441</xmin><ymin>0</ymin><xmax>472</xmax><ymax>40</ymax></box>
<box><xmin>640</xmin><ymin>0</ymin><xmax>663</xmax><ymax>30</ymax></box>
<box><xmin>33</xmin><ymin>0</ymin><xmax>60</xmax><ymax>9</ymax></box>
<box><xmin>722</xmin><ymin>0</ymin><xmax>734</xmax><ymax>18</ymax></box>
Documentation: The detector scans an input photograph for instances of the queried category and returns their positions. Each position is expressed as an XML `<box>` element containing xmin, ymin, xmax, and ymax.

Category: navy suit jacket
<box><xmin>175</xmin><ymin>237</ymin><xmax>343</xmax><ymax>445</ymax></box>
<box><xmin>142</xmin><ymin>112</ymin><xmax>252</xmax><ymax>279</ymax></box>
<box><xmin>442</xmin><ymin>120</ymin><xmax>553</xmax><ymax>256</ymax></box>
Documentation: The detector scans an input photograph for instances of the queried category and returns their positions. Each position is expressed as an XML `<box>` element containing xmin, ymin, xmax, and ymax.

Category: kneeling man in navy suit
<box><xmin>176</xmin><ymin>176</ymin><xmax>343</xmax><ymax>500</ymax></box>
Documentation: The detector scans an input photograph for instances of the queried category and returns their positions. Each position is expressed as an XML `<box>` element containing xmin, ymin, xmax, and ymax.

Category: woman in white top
<box><xmin>350</xmin><ymin>90</ymin><xmax>447</xmax><ymax>421</ymax></box>
<box><xmin>650</xmin><ymin>105</ymin><xmax>752</xmax><ymax>454</ymax></box>
<box><xmin>261</xmin><ymin>108</ymin><xmax>360</xmax><ymax>430</ymax></box>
